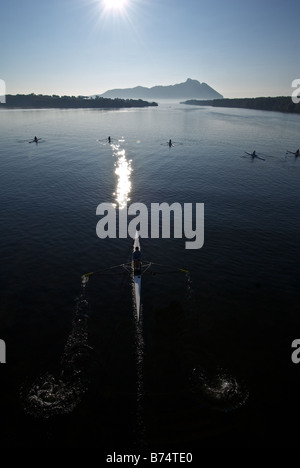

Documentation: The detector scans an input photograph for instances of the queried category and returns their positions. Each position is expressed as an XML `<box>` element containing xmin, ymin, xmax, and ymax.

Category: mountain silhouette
<box><xmin>99</xmin><ymin>78</ymin><xmax>223</xmax><ymax>100</ymax></box>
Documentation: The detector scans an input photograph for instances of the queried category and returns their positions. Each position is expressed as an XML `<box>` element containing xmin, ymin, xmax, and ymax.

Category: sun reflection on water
<box><xmin>112</xmin><ymin>144</ymin><xmax>132</xmax><ymax>209</ymax></box>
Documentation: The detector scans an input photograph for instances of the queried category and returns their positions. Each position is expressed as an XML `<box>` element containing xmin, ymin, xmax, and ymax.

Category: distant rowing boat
<box><xmin>29</xmin><ymin>138</ymin><xmax>42</xmax><ymax>144</ymax></box>
<box><xmin>245</xmin><ymin>151</ymin><xmax>265</xmax><ymax>161</ymax></box>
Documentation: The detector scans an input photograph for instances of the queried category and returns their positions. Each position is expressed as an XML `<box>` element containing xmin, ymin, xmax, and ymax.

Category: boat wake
<box><xmin>185</xmin><ymin>270</ymin><xmax>193</xmax><ymax>301</ymax></box>
<box><xmin>189</xmin><ymin>367</ymin><xmax>249</xmax><ymax>412</ymax></box>
<box><xmin>134</xmin><ymin>316</ymin><xmax>146</xmax><ymax>447</ymax></box>
<box><xmin>20</xmin><ymin>276</ymin><xmax>92</xmax><ymax>418</ymax></box>
<box><xmin>20</xmin><ymin>372</ymin><xmax>87</xmax><ymax>418</ymax></box>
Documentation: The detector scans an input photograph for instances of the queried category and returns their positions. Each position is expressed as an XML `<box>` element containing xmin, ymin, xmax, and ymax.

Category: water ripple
<box><xmin>189</xmin><ymin>367</ymin><xmax>249</xmax><ymax>412</ymax></box>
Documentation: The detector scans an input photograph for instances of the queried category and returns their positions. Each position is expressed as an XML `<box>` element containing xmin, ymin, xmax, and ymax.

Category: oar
<box><xmin>258</xmin><ymin>151</ymin><xmax>276</xmax><ymax>158</ymax></box>
<box><xmin>82</xmin><ymin>261</ymin><xmax>189</xmax><ymax>281</ymax></box>
<box><xmin>149</xmin><ymin>262</ymin><xmax>189</xmax><ymax>274</ymax></box>
<box><xmin>82</xmin><ymin>262</ymin><xmax>131</xmax><ymax>278</ymax></box>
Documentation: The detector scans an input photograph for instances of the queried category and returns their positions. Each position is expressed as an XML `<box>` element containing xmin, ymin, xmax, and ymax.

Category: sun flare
<box><xmin>103</xmin><ymin>0</ymin><xmax>128</xmax><ymax>11</ymax></box>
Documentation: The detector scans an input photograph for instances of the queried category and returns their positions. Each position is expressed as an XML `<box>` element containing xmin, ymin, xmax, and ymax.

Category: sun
<box><xmin>103</xmin><ymin>0</ymin><xmax>128</xmax><ymax>11</ymax></box>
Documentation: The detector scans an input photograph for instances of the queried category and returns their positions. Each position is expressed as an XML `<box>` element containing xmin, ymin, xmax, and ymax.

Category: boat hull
<box><xmin>133</xmin><ymin>231</ymin><xmax>141</xmax><ymax>321</ymax></box>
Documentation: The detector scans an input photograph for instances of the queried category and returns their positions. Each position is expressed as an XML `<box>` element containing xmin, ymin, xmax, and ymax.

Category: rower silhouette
<box><xmin>133</xmin><ymin>246</ymin><xmax>141</xmax><ymax>273</ymax></box>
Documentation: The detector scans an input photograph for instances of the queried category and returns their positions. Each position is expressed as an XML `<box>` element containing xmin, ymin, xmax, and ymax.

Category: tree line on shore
<box><xmin>182</xmin><ymin>96</ymin><xmax>300</xmax><ymax>114</ymax></box>
<box><xmin>3</xmin><ymin>94</ymin><xmax>158</xmax><ymax>109</ymax></box>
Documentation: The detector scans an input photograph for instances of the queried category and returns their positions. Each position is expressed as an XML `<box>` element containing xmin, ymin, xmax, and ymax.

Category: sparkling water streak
<box><xmin>112</xmin><ymin>142</ymin><xmax>132</xmax><ymax>209</ymax></box>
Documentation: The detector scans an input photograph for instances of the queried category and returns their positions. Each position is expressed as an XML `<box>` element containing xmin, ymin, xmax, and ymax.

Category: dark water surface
<box><xmin>0</xmin><ymin>105</ymin><xmax>300</xmax><ymax>450</ymax></box>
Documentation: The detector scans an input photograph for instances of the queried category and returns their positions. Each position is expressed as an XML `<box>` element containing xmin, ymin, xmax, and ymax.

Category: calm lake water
<box><xmin>0</xmin><ymin>104</ymin><xmax>300</xmax><ymax>450</ymax></box>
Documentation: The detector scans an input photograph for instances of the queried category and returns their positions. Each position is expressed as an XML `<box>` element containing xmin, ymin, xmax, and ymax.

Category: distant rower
<box><xmin>168</xmin><ymin>139</ymin><xmax>172</xmax><ymax>147</ymax></box>
<box><xmin>108</xmin><ymin>136</ymin><xmax>111</xmax><ymax>143</ymax></box>
<box><xmin>252</xmin><ymin>150</ymin><xmax>256</xmax><ymax>157</ymax></box>
<box><xmin>296</xmin><ymin>149</ymin><xmax>299</xmax><ymax>157</ymax></box>
<box><xmin>34</xmin><ymin>136</ymin><xmax>38</xmax><ymax>143</ymax></box>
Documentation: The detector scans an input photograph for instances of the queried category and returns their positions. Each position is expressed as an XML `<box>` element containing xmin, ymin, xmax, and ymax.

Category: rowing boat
<box><xmin>83</xmin><ymin>234</ymin><xmax>187</xmax><ymax>323</ymax></box>
<box><xmin>245</xmin><ymin>151</ymin><xmax>265</xmax><ymax>161</ymax></box>
<box><xmin>131</xmin><ymin>231</ymin><xmax>153</xmax><ymax>321</ymax></box>
<box><xmin>83</xmin><ymin>232</ymin><xmax>149</xmax><ymax>322</ymax></box>
<box><xmin>133</xmin><ymin>231</ymin><xmax>142</xmax><ymax>321</ymax></box>
<box><xmin>29</xmin><ymin>138</ymin><xmax>42</xmax><ymax>144</ymax></box>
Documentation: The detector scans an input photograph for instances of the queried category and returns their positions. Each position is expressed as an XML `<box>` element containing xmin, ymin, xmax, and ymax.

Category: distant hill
<box><xmin>99</xmin><ymin>78</ymin><xmax>223</xmax><ymax>100</ymax></box>
<box><xmin>182</xmin><ymin>97</ymin><xmax>300</xmax><ymax>114</ymax></box>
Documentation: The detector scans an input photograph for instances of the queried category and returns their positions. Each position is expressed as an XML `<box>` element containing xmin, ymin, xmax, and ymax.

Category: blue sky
<box><xmin>1</xmin><ymin>0</ymin><xmax>299</xmax><ymax>97</ymax></box>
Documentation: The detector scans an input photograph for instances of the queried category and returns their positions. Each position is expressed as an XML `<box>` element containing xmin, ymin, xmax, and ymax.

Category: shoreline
<box><xmin>181</xmin><ymin>96</ymin><xmax>300</xmax><ymax>114</ymax></box>
<box><xmin>1</xmin><ymin>94</ymin><xmax>158</xmax><ymax>110</ymax></box>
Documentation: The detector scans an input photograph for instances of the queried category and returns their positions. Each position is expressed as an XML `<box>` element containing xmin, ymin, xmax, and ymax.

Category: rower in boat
<box><xmin>244</xmin><ymin>151</ymin><xmax>265</xmax><ymax>160</ymax></box>
<box><xmin>168</xmin><ymin>139</ymin><xmax>173</xmax><ymax>148</ymax></box>
<box><xmin>82</xmin><ymin>231</ymin><xmax>188</xmax><ymax>323</ymax></box>
<box><xmin>133</xmin><ymin>232</ymin><xmax>142</xmax><ymax>321</ymax></box>
<box><xmin>108</xmin><ymin>136</ymin><xmax>111</xmax><ymax>143</ymax></box>
<box><xmin>133</xmin><ymin>245</ymin><xmax>141</xmax><ymax>274</ymax></box>
<box><xmin>296</xmin><ymin>149</ymin><xmax>299</xmax><ymax>157</ymax></box>
<box><xmin>28</xmin><ymin>136</ymin><xmax>41</xmax><ymax>144</ymax></box>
